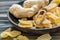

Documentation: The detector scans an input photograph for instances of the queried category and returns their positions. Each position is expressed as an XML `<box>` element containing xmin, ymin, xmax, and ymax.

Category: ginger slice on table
<box><xmin>4</xmin><ymin>30</ymin><xmax>21</xmax><ymax>38</ymax></box>
<box><xmin>1</xmin><ymin>31</ymin><xmax>21</xmax><ymax>38</ymax></box>
<box><xmin>0</xmin><ymin>28</ymin><xmax>21</xmax><ymax>38</ymax></box>
<box><xmin>16</xmin><ymin>35</ymin><xmax>29</xmax><ymax>40</ymax></box>
<box><xmin>36</xmin><ymin>34</ymin><xmax>52</xmax><ymax>40</ymax></box>
<box><xmin>13</xmin><ymin>35</ymin><xmax>29</xmax><ymax>40</ymax></box>
<box><xmin>0</xmin><ymin>28</ymin><xmax>11</xmax><ymax>38</ymax></box>
<box><xmin>0</xmin><ymin>32</ymin><xmax>9</xmax><ymax>38</ymax></box>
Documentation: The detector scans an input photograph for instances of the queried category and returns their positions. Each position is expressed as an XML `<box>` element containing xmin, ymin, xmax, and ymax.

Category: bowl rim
<box><xmin>7</xmin><ymin>1</ymin><xmax>60</xmax><ymax>31</ymax></box>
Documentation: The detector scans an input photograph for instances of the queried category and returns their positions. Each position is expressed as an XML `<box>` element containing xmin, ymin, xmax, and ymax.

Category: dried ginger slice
<box><xmin>18</xmin><ymin>20</ymin><xmax>33</xmax><ymax>28</ymax></box>
<box><xmin>33</xmin><ymin>10</ymin><xmax>46</xmax><ymax>27</ymax></box>
<box><xmin>46</xmin><ymin>12</ymin><xmax>60</xmax><ymax>26</ymax></box>
<box><xmin>5</xmin><ymin>30</ymin><xmax>21</xmax><ymax>37</ymax></box>
<box><xmin>17</xmin><ymin>35</ymin><xmax>29</xmax><ymax>40</ymax></box>
<box><xmin>0</xmin><ymin>30</ymin><xmax>21</xmax><ymax>38</ymax></box>
<box><xmin>52</xmin><ymin>7</ymin><xmax>60</xmax><ymax>17</ymax></box>
<box><xmin>51</xmin><ymin>0</ymin><xmax>60</xmax><ymax>4</ymax></box>
<box><xmin>36</xmin><ymin>34</ymin><xmax>52</xmax><ymax>40</ymax></box>
<box><xmin>42</xmin><ymin>18</ymin><xmax>52</xmax><ymax>28</ymax></box>
<box><xmin>0</xmin><ymin>32</ymin><xmax>9</xmax><ymax>38</ymax></box>
<box><xmin>0</xmin><ymin>28</ymin><xmax>11</xmax><ymax>38</ymax></box>
<box><xmin>44</xmin><ymin>3</ymin><xmax>58</xmax><ymax>11</ymax></box>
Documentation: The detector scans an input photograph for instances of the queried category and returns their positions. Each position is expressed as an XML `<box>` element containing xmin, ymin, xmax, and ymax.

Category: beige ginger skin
<box><xmin>9</xmin><ymin>4</ymin><xmax>39</xmax><ymax>18</ymax></box>
<box><xmin>9</xmin><ymin>0</ymin><xmax>49</xmax><ymax>18</ymax></box>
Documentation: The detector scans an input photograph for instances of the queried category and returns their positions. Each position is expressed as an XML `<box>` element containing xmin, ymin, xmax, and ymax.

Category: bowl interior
<box><xmin>8</xmin><ymin>0</ymin><xmax>60</xmax><ymax>30</ymax></box>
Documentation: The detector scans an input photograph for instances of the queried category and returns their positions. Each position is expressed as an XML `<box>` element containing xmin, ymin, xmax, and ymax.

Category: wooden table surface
<box><xmin>0</xmin><ymin>0</ymin><xmax>60</xmax><ymax>40</ymax></box>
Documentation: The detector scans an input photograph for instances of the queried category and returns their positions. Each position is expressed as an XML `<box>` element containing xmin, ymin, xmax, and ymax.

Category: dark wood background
<box><xmin>0</xmin><ymin>0</ymin><xmax>60</xmax><ymax>40</ymax></box>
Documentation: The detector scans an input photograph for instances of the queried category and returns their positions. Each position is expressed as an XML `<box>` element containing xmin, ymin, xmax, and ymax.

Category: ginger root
<box><xmin>9</xmin><ymin>0</ymin><xmax>49</xmax><ymax>18</ymax></box>
<box><xmin>9</xmin><ymin>4</ymin><xmax>39</xmax><ymax>18</ymax></box>
<box><xmin>23</xmin><ymin>0</ymin><xmax>49</xmax><ymax>8</ymax></box>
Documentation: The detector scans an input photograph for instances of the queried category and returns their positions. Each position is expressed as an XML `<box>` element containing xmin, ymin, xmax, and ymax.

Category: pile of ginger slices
<box><xmin>0</xmin><ymin>28</ymin><xmax>52</xmax><ymax>40</ymax></box>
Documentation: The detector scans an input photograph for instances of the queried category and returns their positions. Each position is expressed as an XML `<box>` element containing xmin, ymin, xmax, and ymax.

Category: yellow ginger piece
<box><xmin>0</xmin><ymin>29</ymin><xmax>21</xmax><ymax>38</ymax></box>
<box><xmin>51</xmin><ymin>7</ymin><xmax>60</xmax><ymax>26</ymax></box>
<box><xmin>53</xmin><ymin>7</ymin><xmax>60</xmax><ymax>17</ymax></box>
<box><xmin>5</xmin><ymin>30</ymin><xmax>21</xmax><ymax>37</ymax></box>
<box><xmin>17</xmin><ymin>35</ymin><xmax>29</xmax><ymax>40</ymax></box>
<box><xmin>13</xmin><ymin>35</ymin><xmax>29</xmax><ymax>40</ymax></box>
<box><xmin>42</xmin><ymin>18</ymin><xmax>52</xmax><ymax>28</ymax></box>
<box><xmin>0</xmin><ymin>32</ymin><xmax>9</xmax><ymax>38</ymax></box>
<box><xmin>52</xmin><ymin>0</ymin><xmax>60</xmax><ymax>4</ymax></box>
<box><xmin>36</xmin><ymin>34</ymin><xmax>52</xmax><ymax>40</ymax></box>
<box><xmin>33</xmin><ymin>14</ymin><xmax>46</xmax><ymax>28</ymax></box>
<box><xmin>46</xmin><ymin>12</ymin><xmax>60</xmax><ymax>26</ymax></box>
<box><xmin>46</xmin><ymin>12</ymin><xmax>58</xmax><ymax>22</ymax></box>
<box><xmin>44</xmin><ymin>3</ymin><xmax>58</xmax><ymax>11</ymax></box>
<box><xmin>33</xmin><ymin>10</ymin><xmax>46</xmax><ymax>26</ymax></box>
<box><xmin>10</xmin><ymin>30</ymin><xmax>21</xmax><ymax>37</ymax></box>
<box><xmin>0</xmin><ymin>28</ymin><xmax>11</xmax><ymax>38</ymax></box>
<box><xmin>44</xmin><ymin>0</ymin><xmax>60</xmax><ymax>11</ymax></box>
<box><xmin>34</xmin><ymin>15</ymin><xmax>44</xmax><ymax>25</ymax></box>
<box><xmin>53</xmin><ymin>17</ymin><xmax>60</xmax><ymax>26</ymax></box>
<box><xmin>18</xmin><ymin>20</ymin><xmax>33</xmax><ymax>28</ymax></box>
